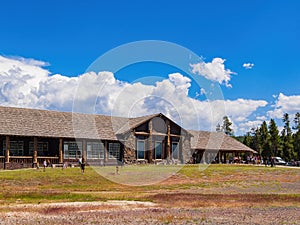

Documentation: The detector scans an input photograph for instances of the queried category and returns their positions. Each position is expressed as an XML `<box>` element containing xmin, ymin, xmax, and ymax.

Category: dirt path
<box><xmin>0</xmin><ymin>200</ymin><xmax>299</xmax><ymax>225</ymax></box>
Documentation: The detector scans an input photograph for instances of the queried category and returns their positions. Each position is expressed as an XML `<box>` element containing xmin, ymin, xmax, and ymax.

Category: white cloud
<box><xmin>190</xmin><ymin>58</ymin><xmax>236</xmax><ymax>87</ymax></box>
<box><xmin>0</xmin><ymin>55</ymin><xmax>50</xmax><ymax>108</ymax></box>
<box><xmin>243</xmin><ymin>63</ymin><xmax>254</xmax><ymax>69</ymax></box>
<box><xmin>0</xmin><ymin>55</ymin><xmax>268</xmax><ymax>135</ymax></box>
<box><xmin>256</xmin><ymin>116</ymin><xmax>267</xmax><ymax>121</ymax></box>
<box><xmin>268</xmin><ymin>93</ymin><xmax>300</xmax><ymax>119</ymax></box>
<box><xmin>238</xmin><ymin>120</ymin><xmax>264</xmax><ymax>134</ymax></box>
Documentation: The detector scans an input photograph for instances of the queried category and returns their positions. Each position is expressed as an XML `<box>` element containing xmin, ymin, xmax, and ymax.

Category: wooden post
<box><xmin>33</xmin><ymin>137</ymin><xmax>38</xmax><ymax>168</ymax></box>
<box><xmin>202</xmin><ymin>151</ymin><xmax>206</xmax><ymax>164</ymax></box>
<box><xmin>82</xmin><ymin>139</ymin><xmax>87</xmax><ymax>161</ymax></box>
<box><xmin>4</xmin><ymin>136</ymin><xmax>10</xmax><ymax>169</ymax></box>
<box><xmin>59</xmin><ymin>138</ymin><xmax>63</xmax><ymax>164</ymax></box>
<box><xmin>104</xmin><ymin>141</ymin><xmax>108</xmax><ymax>163</ymax></box>
<box><xmin>148</xmin><ymin>120</ymin><xmax>153</xmax><ymax>163</ymax></box>
<box><xmin>218</xmin><ymin>151</ymin><xmax>221</xmax><ymax>164</ymax></box>
<box><xmin>167</xmin><ymin>124</ymin><xmax>171</xmax><ymax>161</ymax></box>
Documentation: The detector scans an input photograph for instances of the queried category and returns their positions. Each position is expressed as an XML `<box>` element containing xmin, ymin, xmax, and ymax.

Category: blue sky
<box><xmin>0</xmin><ymin>0</ymin><xmax>300</xmax><ymax>135</ymax></box>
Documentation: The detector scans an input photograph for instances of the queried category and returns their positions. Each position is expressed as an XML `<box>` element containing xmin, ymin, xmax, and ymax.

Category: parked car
<box><xmin>286</xmin><ymin>160</ymin><xmax>300</xmax><ymax>167</ymax></box>
<box><xmin>273</xmin><ymin>157</ymin><xmax>286</xmax><ymax>165</ymax></box>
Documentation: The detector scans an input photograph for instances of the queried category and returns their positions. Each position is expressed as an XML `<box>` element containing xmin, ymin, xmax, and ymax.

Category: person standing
<box><xmin>43</xmin><ymin>159</ymin><xmax>47</xmax><ymax>172</ymax></box>
<box><xmin>80</xmin><ymin>157</ymin><xmax>85</xmax><ymax>174</ymax></box>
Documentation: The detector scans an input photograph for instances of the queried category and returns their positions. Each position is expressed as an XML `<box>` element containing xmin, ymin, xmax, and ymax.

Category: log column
<box><xmin>148</xmin><ymin>120</ymin><xmax>153</xmax><ymax>163</ymax></box>
<box><xmin>166</xmin><ymin>124</ymin><xmax>171</xmax><ymax>161</ymax></box>
<box><xmin>4</xmin><ymin>136</ymin><xmax>10</xmax><ymax>169</ymax></box>
<box><xmin>202</xmin><ymin>151</ymin><xmax>206</xmax><ymax>164</ymax></box>
<box><xmin>218</xmin><ymin>151</ymin><xmax>221</xmax><ymax>164</ymax></box>
<box><xmin>59</xmin><ymin>138</ymin><xmax>63</xmax><ymax>164</ymax></box>
<box><xmin>104</xmin><ymin>141</ymin><xmax>108</xmax><ymax>163</ymax></box>
<box><xmin>33</xmin><ymin>137</ymin><xmax>38</xmax><ymax>168</ymax></box>
<box><xmin>82</xmin><ymin>139</ymin><xmax>87</xmax><ymax>161</ymax></box>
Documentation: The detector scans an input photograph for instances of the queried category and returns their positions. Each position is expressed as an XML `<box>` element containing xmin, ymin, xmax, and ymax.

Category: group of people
<box><xmin>263</xmin><ymin>156</ymin><xmax>276</xmax><ymax>167</ymax></box>
<box><xmin>245</xmin><ymin>155</ymin><xmax>261</xmax><ymax>164</ymax></box>
<box><xmin>39</xmin><ymin>157</ymin><xmax>86</xmax><ymax>173</ymax></box>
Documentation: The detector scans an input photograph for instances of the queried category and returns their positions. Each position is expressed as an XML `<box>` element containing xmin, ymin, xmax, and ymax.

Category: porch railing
<box><xmin>0</xmin><ymin>156</ymin><xmax>60</xmax><ymax>169</ymax></box>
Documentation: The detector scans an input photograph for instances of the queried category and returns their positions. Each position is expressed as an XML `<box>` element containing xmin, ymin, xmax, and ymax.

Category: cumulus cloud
<box><xmin>0</xmin><ymin>55</ymin><xmax>269</xmax><ymax>134</ymax></box>
<box><xmin>190</xmin><ymin>58</ymin><xmax>236</xmax><ymax>87</ymax></box>
<box><xmin>268</xmin><ymin>93</ymin><xmax>300</xmax><ymax>119</ymax></box>
<box><xmin>0</xmin><ymin>55</ymin><xmax>50</xmax><ymax>108</ymax></box>
<box><xmin>243</xmin><ymin>63</ymin><xmax>254</xmax><ymax>69</ymax></box>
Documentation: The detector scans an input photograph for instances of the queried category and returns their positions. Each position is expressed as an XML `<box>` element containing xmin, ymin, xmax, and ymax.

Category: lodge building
<box><xmin>0</xmin><ymin>106</ymin><xmax>256</xmax><ymax>169</ymax></box>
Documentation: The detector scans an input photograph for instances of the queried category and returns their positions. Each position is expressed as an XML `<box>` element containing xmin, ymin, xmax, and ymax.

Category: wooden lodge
<box><xmin>0</xmin><ymin>106</ymin><xmax>256</xmax><ymax>169</ymax></box>
<box><xmin>189</xmin><ymin>130</ymin><xmax>257</xmax><ymax>164</ymax></box>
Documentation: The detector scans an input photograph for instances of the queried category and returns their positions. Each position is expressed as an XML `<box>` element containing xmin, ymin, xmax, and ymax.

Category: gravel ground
<box><xmin>0</xmin><ymin>201</ymin><xmax>299</xmax><ymax>225</ymax></box>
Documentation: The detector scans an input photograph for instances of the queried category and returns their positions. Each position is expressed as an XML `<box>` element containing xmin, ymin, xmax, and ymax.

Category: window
<box><xmin>87</xmin><ymin>142</ymin><xmax>104</xmax><ymax>159</ymax></box>
<box><xmin>155</xmin><ymin>141</ymin><xmax>162</xmax><ymax>159</ymax></box>
<box><xmin>171</xmin><ymin>142</ymin><xmax>179</xmax><ymax>159</ymax></box>
<box><xmin>64</xmin><ymin>141</ymin><xmax>82</xmax><ymax>159</ymax></box>
<box><xmin>29</xmin><ymin>142</ymin><xmax>48</xmax><ymax>156</ymax></box>
<box><xmin>137</xmin><ymin>140</ymin><xmax>145</xmax><ymax>160</ymax></box>
<box><xmin>108</xmin><ymin>143</ymin><xmax>120</xmax><ymax>159</ymax></box>
<box><xmin>3</xmin><ymin>141</ymin><xmax>24</xmax><ymax>156</ymax></box>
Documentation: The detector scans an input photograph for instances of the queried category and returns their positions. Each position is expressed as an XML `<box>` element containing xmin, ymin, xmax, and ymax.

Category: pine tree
<box><xmin>259</xmin><ymin>121</ymin><xmax>271</xmax><ymax>157</ymax></box>
<box><xmin>281</xmin><ymin>113</ymin><xmax>294</xmax><ymax>161</ymax></box>
<box><xmin>293</xmin><ymin>112</ymin><xmax>300</xmax><ymax>160</ymax></box>
<box><xmin>243</xmin><ymin>132</ymin><xmax>252</xmax><ymax>147</ymax></box>
<box><xmin>268</xmin><ymin>119</ymin><xmax>281</xmax><ymax>157</ymax></box>
<box><xmin>252</xmin><ymin>127</ymin><xmax>262</xmax><ymax>155</ymax></box>
<box><xmin>222</xmin><ymin>116</ymin><xmax>233</xmax><ymax>136</ymax></box>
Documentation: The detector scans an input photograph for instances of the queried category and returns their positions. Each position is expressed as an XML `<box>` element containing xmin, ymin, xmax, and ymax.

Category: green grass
<box><xmin>0</xmin><ymin>164</ymin><xmax>299</xmax><ymax>204</ymax></box>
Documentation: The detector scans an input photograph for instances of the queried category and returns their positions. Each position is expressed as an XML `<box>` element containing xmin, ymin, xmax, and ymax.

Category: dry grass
<box><xmin>0</xmin><ymin>164</ymin><xmax>299</xmax><ymax>224</ymax></box>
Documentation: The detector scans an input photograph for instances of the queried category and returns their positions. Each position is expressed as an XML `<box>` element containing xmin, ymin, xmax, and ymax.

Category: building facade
<box><xmin>0</xmin><ymin>106</ymin><xmax>255</xmax><ymax>169</ymax></box>
<box><xmin>0</xmin><ymin>106</ymin><xmax>193</xmax><ymax>169</ymax></box>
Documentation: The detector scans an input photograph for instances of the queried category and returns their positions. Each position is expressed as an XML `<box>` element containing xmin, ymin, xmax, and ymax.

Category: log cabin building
<box><xmin>0</xmin><ymin>106</ymin><xmax>256</xmax><ymax>169</ymax></box>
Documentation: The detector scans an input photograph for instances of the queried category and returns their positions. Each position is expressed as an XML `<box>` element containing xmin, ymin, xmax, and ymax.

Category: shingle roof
<box><xmin>0</xmin><ymin>106</ymin><xmax>122</xmax><ymax>140</ymax></box>
<box><xmin>189</xmin><ymin>130</ymin><xmax>257</xmax><ymax>153</ymax></box>
<box><xmin>115</xmin><ymin>113</ymin><xmax>160</xmax><ymax>135</ymax></box>
<box><xmin>0</xmin><ymin>107</ymin><xmax>185</xmax><ymax>140</ymax></box>
<box><xmin>0</xmin><ymin>106</ymin><xmax>256</xmax><ymax>154</ymax></box>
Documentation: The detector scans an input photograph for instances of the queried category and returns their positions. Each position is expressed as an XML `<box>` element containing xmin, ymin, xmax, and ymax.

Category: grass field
<box><xmin>0</xmin><ymin>164</ymin><xmax>299</xmax><ymax>224</ymax></box>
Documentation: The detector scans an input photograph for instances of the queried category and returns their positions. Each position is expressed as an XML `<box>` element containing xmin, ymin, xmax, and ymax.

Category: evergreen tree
<box><xmin>222</xmin><ymin>116</ymin><xmax>233</xmax><ymax>136</ymax></box>
<box><xmin>259</xmin><ymin>121</ymin><xmax>271</xmax><ymax>157</ymax></box>
<box><xmin>248</xmin><ymin>127</ymin><xmax>257</xmax><ymax>152</ymax></box>
<box><xmin>281</xmin><ymin>113</ymin><xmax>294</xmax><ymax>161</ymax></box>
<box><xmin>252</xmin><ymin>127</ymin><xmax>262</xmax><ymax>155</ymax></box>
<box><xmin>243</xmin><ymin>132</ymin><xmax>252</xmax><ymax>147</ymax></box>
<box><xmin>268</xmin><ymin>119</ymin><xmax>281</xmax><ymax>157</ymax></box>
<box><xmin>293</xmin><ymin>112</ymin><xmax>300</xmax><ymax>130</ymax></box>
<box><xmin>293</xmin><ymin>112</ymin><xmax>300</xmax><ymax>160</ymax></box>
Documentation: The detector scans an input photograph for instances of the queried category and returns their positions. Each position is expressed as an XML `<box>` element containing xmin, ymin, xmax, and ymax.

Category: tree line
<box><xmin>241</xmin><ymin>112</ymin><xmax>300</xmax><ymax>162</ymax></box>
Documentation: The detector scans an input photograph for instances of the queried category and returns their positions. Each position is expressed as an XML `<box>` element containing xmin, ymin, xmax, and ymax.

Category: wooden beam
<box><xmin>82</xmin><ymin>139</ymin><xmax>87</xmax><ymax>161</ymax></box>
<box><xmin>4</xmin><ymin>136</ymin><xmax>10</xmax><ymax>169</ymax></box>
<box><xmin>5</xmin><ymin>136</ymin><xmax>10</xmax><ymax>163</ymax></box>
<box><xmin>33</xmin><ymin>137</ymin><xmax>38</xmax><ymax>168</ymax></box>
<box><xmin>59</xmin><ymin>138</ymin><xmax>63</xmax><ymax>164</ymax></box>
<box><xmin>148</xmin><ymin>120</ymin><xmax>153</xmax><ymax>163</ymax></box>
<box><xmin>167</xmin><ymin>124</ymin><xmax>171</xmax><ymax>160</ymax></box>
<box><xmin>202</xmin><ymin>151</ymin><xmax>206</xmax><ymax>164</ymax></box>
<box><xmin>104</xmin><ymin>140</ymin><xmax>108</xmax><ymax>163</ymax></box>
<box><xmin>134</xmin><ymin>131</ymin><xmax>149</xmax><ymax>136</ymax></box>
<box><xmin>134</xmin><ymin>131</ymin><xmax>181</xmax><ymax>138</ymax></box>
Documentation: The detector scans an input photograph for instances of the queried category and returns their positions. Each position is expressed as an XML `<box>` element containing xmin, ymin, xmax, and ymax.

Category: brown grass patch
<box><xmin>150</xmin><ymin>193</ymin><xmax>300</xmax><ymax>208</ymax></box>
